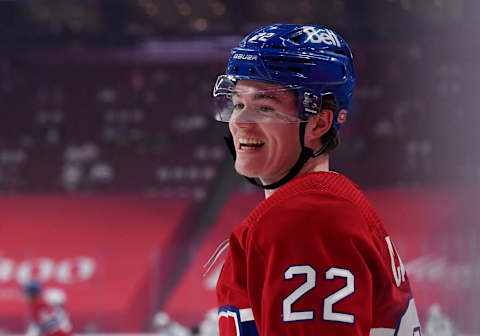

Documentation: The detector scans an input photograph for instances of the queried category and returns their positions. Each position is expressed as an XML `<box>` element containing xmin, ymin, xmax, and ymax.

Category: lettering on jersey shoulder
<box><xmin>385</xmin><ymin>236</ymin><xmax>406</xmax><ymax>287</ymax></box>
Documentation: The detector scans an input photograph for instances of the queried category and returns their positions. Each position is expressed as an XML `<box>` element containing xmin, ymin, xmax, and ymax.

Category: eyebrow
<box><xmin>232</xmin><ymin>90</ymin><xmax>282</xmax><ymax>103</ymax></box>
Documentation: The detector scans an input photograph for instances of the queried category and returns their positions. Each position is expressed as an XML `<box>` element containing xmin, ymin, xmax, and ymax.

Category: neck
<box><xmin>264</xmin><ymin>153</ymin><xmax>329</xmax><ymax>198</ymax></box>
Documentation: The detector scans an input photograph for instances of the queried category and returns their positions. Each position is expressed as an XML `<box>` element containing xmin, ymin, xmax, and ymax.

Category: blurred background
<box><xmin>0</xmin><ymin>0</ymin><xmax>479</xmax><ymax>335</ymax></box>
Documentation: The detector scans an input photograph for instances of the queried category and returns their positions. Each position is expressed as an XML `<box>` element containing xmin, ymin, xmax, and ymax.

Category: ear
<box><xmin>304</xmin><ymin>109</ymin><xmax>333</xmax><ymax>149</ymax></box>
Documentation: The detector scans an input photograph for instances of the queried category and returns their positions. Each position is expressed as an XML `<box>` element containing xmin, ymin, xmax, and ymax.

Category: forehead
<box><xmin>235</xmin><ymin>80</ymin><xmax>286</xmax><ymax>91</ymax></box>
<box><xmin>234</xmin><ymin>80</ymin><xmax>296</xmax><ymax>100</ymax></box>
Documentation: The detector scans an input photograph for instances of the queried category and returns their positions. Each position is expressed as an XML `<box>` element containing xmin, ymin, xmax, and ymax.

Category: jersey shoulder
<box><xmin>246</xmin><ymin>172</ymin><xmax>386</xmax><ymax>237</ymax></box>
<box><xmin>250</xmin><ymin>190</ymin><xmax>371</xmax><ymax>244</ymax></box>
<box><xmin>231</xmin><ymin>172</ymin><xmax>388</xmax><ymax>260</ymax></box>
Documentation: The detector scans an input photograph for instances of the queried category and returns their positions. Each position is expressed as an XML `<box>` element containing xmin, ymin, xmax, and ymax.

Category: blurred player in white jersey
<box><xmin>151</xmin><ymin>311</ymin><xmax>191</xmax><ymax>336</ymax></box>
<box><xmin>23</xmin><ymin>281</ymin><xmax>73</xmax><ymax>336</ymax></box>
<box><xmin>210</xmin><ymin>24</ymin><xmax>421</xmax><ymax>335</ymax></box>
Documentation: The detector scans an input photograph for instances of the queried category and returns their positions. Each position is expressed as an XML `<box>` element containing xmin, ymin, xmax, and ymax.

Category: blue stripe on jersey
<box><xmin>218</xmin><ymin>305</ymin><xmax>259</xmax><ymax>336</ymax></box>
<box><xmin>242</xmin><ymin>320</ymin><xmax>259</xmax><ymax>336</ymax></box>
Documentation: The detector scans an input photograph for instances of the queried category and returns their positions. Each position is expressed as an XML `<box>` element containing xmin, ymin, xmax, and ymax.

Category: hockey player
<box><xmin>211</xmin><ymin>24</ymin><xmax>421</xmax><ymax>335</ymax></box>
<box><xmin>23</xmin><ymin>281</ymin><xmax>73</xmax><ymax>336</ymax></box>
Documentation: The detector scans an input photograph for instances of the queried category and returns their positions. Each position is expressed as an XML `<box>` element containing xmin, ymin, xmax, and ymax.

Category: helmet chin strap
<box><xmin>224</xmin><ymin>123</ymin><xmax>332</xmax><ymax>190</ymax></box>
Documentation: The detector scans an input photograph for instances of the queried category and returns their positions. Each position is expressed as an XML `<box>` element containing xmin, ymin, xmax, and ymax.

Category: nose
<box><xmin>229</xmin><ymin>114</ymin><xmax>257</xmax><ymax>132</ymax></box>
<box><xmin>230</xmin><ymin>106</ymin><xmax>258</xmax><ymax>125</ymax></box>
<box><xmin>231</xmin><ymin>119</ymin><xmax>256</xmax><ymax>129</ymax></box>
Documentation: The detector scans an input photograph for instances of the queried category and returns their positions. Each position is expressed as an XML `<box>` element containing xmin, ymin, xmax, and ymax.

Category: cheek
<box><xmin>268</xmin><ymin>126</ymin><xmax>300</xmax><ymax>156</ymax></box>
<box><xmin>228</xmin><ymin>123</ymin><xmax>235</xmax><ymax>135</ymax></box>
<box><xmin>228</xmin><ymin>123</ymin><xmax>238</xmax><ymax>146</ymax></box>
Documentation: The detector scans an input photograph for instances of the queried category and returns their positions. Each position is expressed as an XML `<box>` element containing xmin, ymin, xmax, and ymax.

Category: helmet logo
<box><xmin>303</xmin><ymin>92</ymin><xmax>319</xmax><ymax>114</ymax></box>
<box><xmin>337</xmin><ymin>109</ymin><xmax>348</xmax><ymax>124</ymax></box>
<box><xmin>303</xmin><ymin>27</ymin><xmax>341</xmax><ymax>48</ymax></box>
<box><xmin>248</xmin><ymin>32</ymin><xmax>276</xmax><ymax>43</ymax></box>
<box><xmin>232</xmin><ymin>53</ymin><xmax>258</xmax><ymax>61</ymax></box>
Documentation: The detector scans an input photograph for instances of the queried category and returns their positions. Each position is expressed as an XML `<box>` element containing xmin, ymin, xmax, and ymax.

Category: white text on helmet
<box><xmin>302</xmin><ymin>27</ymin><xmax>341</xmax><ymax>48</ymax></box>
<box><xmin>233</xmin><ymin>54</ymin><xmax>258</xmax><ymax>61</ymax></box>
<box><xmin>248</xmin><ymin>32</ymin><xmax>276</xmax><ymax>43</ymax></box>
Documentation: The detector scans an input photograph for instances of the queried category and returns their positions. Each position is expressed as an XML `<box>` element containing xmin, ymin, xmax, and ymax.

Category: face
<box><xmin>229</xmin><ymin>80</ymin><xmax>301</xmax><ymax>184</ymax></box>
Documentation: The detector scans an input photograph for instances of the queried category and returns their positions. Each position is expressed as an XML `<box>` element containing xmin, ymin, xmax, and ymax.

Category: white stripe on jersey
<box><xmin>239</xmin><ymin>308</ymin><xmax>254</xmax><ymax>322</ymax></box>
<box><xmin>370</xmin><ymin>298</ymin><xmax>421</xmax><ymax>336</ymax></box>
<box><xmin>370</xmin><ymin>328</ymin><xmax>395</xmax><ymax>336</ymax></box>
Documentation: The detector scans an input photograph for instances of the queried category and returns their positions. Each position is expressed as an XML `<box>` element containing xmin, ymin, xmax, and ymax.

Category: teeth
<box><xmin>238</xmin><ymin>138</ymin><xmax>264</xmax><ymax>145</ymax></box>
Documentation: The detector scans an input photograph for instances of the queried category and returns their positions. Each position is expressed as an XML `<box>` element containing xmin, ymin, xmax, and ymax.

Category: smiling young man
<box><xmin>228</xmin><ymin>80</ymin><xmax>332</xmax><ymax>198</ymax></box>
<box><xmin>211</xmin><ymin>24</ymin><xmax>421</xmax><ymax>335</ymax></box>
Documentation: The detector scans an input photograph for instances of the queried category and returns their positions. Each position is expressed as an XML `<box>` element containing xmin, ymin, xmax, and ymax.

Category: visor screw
<box><xmin>248</xmin><ymin>67</ymin><xmax>255</xmax><ymax>74</ymax></box>
<box><xmin>233</xmin><ymin>66</ymin><xmax>238</xmax><ymax>73</ymax></box>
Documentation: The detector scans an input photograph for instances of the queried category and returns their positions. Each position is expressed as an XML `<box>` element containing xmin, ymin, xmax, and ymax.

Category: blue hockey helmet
<box><xmin>215</xmin><ymin>24</ymin><xmax>356</xmax><ymax>190</ymax></box>
<box><xmin>22</xmin><ymin>280</ymin><xmax>43</xmax><ymax>297</ymax></box>
<box><xmin>213</xmin><ymin>24</ymin><xmax>355</xmax><ymax>129</ymax></box>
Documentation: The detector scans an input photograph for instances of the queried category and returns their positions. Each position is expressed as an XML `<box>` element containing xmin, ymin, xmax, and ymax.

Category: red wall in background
<box><xmin>0</xmin><ymin>195</ymin><xmax>193</xmax><ymax>333</ymax></box>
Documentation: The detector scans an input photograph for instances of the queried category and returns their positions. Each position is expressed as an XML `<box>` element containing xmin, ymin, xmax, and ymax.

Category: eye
<box><xmin>259</xmin><ymin>106</ymin><xmax>274</xmax><ymax>113</ymax></box>
<box><xmin>233</xmin><ymin>103</ymin><xmax>245</xmax><ymax>111</ymax></box>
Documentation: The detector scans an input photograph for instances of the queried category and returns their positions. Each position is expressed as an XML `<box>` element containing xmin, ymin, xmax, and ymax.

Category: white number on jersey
<box><xmin>282</xmin><ymin>265</ymin><xmax>355</xmax><ymax>323</ymax></box>
<box><xmin>283</xmin><ymin>265</ymin><xmax>316</xmax><ymax>322</ymax></box>
<box><xmin>323</xmin><ymin>267</ymin><xmax>355</xmax><ymax>323</ymax></box>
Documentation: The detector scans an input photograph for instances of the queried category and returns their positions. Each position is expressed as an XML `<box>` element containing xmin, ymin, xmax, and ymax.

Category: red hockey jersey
<box><xmin>29</xmin><ymin>297</ymin><xmax>72</xmax><ymax>336</ymax></box>
<box><xmin>216</xmin><ymin>172</ymin><xmax>421</xmax><ymax>336</ymax></box>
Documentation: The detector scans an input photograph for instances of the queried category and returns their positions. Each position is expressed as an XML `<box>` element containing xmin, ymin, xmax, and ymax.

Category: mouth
<box><xmin>238</xmin><ymin>137</ymin><xmax>265</xmax><ymax>151</ymax></box>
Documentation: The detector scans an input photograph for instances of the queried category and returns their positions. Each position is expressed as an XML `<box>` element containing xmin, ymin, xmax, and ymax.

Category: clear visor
<box><xmin>212</xmin><ymin>75</ymin><xmax>309</xmax><ymax>123</ymax></box>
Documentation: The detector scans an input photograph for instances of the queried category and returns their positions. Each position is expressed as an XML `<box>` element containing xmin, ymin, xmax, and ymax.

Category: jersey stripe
<box><xmin>370</xmin><ymin>328</ymin><xmax>395</xmax><ymax>336</ymax></box>
<box><xmin>239</xmin><ymin>308</ymin><xmax>254</xmax><ymax>322</ymax></box>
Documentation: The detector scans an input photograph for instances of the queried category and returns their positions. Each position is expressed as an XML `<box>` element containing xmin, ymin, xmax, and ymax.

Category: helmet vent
<box><xmin>288</xmin><ymin>34</ymin><xmax>303</xmax><ymax>43</ymax></box>
<box><xmin>287</xmin><ymin>67</ymin><xmax>302</xmax><ymax>73</ymax></box>
<box><xmin>269</xmin><ymin>45</ymin><xmax>288</xmax><ymax>51</ymax></box>
<box><xmin>263</xmin><ymin>57</ymin><xmax>315</xmax><ymax>66</ymax></box>
<box><xmin>268</xmin><ymin>65</ymin><xmax>283</xmax><ymax>71</ymax></box>
<box><xmin>262</xmin><ymin>56</ymin><xmax>315</xmax><ymax>76</ymax></box>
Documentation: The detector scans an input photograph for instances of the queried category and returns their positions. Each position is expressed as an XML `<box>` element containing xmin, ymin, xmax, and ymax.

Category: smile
<box><xmin>238</xmin><ymin>138</ymin><xmax>265</xmax><ymax>150</ymax></box>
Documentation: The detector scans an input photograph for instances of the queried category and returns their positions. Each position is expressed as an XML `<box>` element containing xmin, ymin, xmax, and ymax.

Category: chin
<box><xmin>234</xmin><ymin>161</ymin><xmax>263</xmax><ymax>178</ymax></box>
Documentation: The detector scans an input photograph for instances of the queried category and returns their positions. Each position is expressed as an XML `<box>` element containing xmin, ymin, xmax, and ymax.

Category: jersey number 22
<box><xmin>283</xmin><ymin>265</ymin><xmax>354</xmax><ymax>323</ymax></box>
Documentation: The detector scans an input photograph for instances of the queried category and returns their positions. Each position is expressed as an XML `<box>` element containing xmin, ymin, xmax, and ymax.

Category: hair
<box><xmin>320</xmin><ymin>95</ymin><xmax>340</xmax><ymax>154</ymax></box>
<box><xmin>289</xmin><ymin>90</ymin><xmax>340</xmax><ymax>154</ymax></box>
